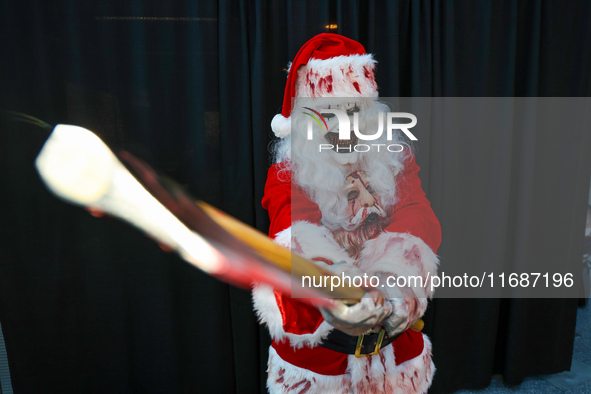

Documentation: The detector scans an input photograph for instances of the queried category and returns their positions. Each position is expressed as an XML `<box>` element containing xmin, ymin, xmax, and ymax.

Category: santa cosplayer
<box><xmin>252</xmin><ymin>33</ymin><xmax>441</xmax><ymax>394</ymax></box>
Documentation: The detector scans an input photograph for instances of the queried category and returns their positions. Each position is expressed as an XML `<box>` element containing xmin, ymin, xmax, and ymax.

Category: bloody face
<box><xmin>345</xmin><ymin>171</ymin><xmax>384</xmax><ymax>226</ymax></box>
<box><xmin>332</xmin><ymin>171</ymin><xmax>390</xmax><ymax>259</ymax></box>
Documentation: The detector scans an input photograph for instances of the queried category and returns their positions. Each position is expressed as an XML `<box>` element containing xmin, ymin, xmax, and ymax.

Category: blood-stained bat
<box><xmin>35</xmin><ymin>124</ymin><xmax>366</xmax><ymax>307</ymax></box>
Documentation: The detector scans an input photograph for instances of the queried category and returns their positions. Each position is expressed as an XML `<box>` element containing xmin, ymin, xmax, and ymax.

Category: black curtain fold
<box><xmin>1</xmin><ymin>1</ymin><xmax>590</xmax><ymax>393</ymax></box>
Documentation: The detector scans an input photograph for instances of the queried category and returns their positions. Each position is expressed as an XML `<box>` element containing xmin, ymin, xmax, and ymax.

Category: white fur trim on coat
<box><xmin>253</xmin><ymin>222</ymin><xmax>357</xmax><ymax>348</ymax></box>
<box><xmin>289</xmin><ymin>221</ymin><xmax>355</xmax><ymax>265</ymax></box>
<box><xmin>359</xmin><ymin>232</ymin><xmax>439</xmax><ymax>299</ymax></box>
<box><xmin>272</xmin><ymin>222</ymin><xmax>356</xmax><ymax>269</ymax></box>
<box><xmin>273</xmin><ymin>227</ymin><xmax>292</xmax><ymax>248</ymax></box>
<box><xmin>267</xmin><ymin>346</ymin><xmax>351</xmax><ymax>394</ymax></box>
<box><xmin>388</xmin><ymin>334</ymin><xmax>435</xmax><ymax>394</ymax></box>
<box><xmin>252</xmin><ymin>283</ymin><xmax>334</xmax><ymax>349</ymax></box>
<box><xmin>266</xmin><ymin>333</ymin><xmax>435</xmax><ymax>394</ymax></box>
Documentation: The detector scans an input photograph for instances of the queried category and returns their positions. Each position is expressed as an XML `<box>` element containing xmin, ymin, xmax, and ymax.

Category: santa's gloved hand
<box><xmin>319</xmin><ymin>289</ymin><xmax>392</xmax><ymax>336</ymax></box>
<box><xmin>381</xmin><ymin>297</ymin><xmax>414</xmax><ymax>337</ymax></box>
<box><xmin>375</xmin><ymin>273</ymin><xmax>428</xmax><ymax>337</ymax></box>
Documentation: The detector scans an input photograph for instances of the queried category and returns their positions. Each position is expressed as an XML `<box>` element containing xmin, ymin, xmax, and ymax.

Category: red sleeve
<box><xmin>385</xmin><ymin>156</ymin><xmax>442</xmax><ymax>253</ymax></box>
<box><xmin>262</xmin><ymin>163</ymin><xmax>322</xmax><ymax>237</ymax></box>
<box><xmin>261</xmin><ymin>162</ymin><xmax>325</xmax><ymax>335</ymax></box>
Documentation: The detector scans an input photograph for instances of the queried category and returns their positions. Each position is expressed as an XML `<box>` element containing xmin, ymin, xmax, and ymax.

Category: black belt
<box><xmin>319</xmin><ymin>329</ymin><xmax>401</xmax><ymax>357</ymax></box>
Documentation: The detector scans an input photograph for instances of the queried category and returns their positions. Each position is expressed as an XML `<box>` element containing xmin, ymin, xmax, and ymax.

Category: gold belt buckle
<box><xmin>354</xmin><ymin>329</ymin><xmax>386</xmax><ymax>358</ymax></box>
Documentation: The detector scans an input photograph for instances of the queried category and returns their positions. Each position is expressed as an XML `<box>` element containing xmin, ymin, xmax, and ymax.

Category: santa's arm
<box><xmin>253</xmin><ymin>164</ymin><xmax>336</xmax><ymax>347</ymax></box>
<box><xmin>253</xmin><ymin>163</ymin><xmax>390</xmax><ymax>346</ymax></box>
<box><xmin>383</xmin><ymin>156</ymin><xmax>441</xmax><ymax>255</ymax></box>
<box><xmin>358</xmin><ymin>156</ymin><xmax>440</xmax><ymax>334</ymax></box>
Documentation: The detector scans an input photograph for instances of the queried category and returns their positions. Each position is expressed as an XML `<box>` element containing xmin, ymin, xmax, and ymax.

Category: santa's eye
<box><xmin>366</xmin><ymin>184</ymin><xmax>375</xmax><ymax>194</ymax></box>
<box><xmin>347</xmin><ymin>190</ymin><xmax>359</xmax><ymax>201</ymax></box>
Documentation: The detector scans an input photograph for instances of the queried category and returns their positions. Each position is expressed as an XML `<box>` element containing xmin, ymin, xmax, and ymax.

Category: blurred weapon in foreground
<box><xmin>35</xmin><ymin>124</ymin><xmax>366</xmax><ymax>305</ymax></box>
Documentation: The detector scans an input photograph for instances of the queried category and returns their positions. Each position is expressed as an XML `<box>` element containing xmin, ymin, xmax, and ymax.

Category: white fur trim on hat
<box><xmin>295</xmin><ymin>54</ymin><xmax>378</xmax><ymax>99</ymax></box>
<box><xmin>272</xmin><ymin>53</ymin><xmax>377</xmax><ymax>138</ymax></box>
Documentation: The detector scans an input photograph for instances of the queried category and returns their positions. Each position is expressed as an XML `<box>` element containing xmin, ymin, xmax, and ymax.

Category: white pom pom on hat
<box><xmin>270</xmin><ymin>114</ymin><xmax>292</xmax><ymax>139</ymax></box>
<box><xmin>272</xmin><ymin>33</ymin><xmax>378</xmax><ymax>138</ymax></box>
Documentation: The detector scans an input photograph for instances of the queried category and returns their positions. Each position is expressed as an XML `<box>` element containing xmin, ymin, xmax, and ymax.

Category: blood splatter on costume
<box><xmin>253</xmin><ymin>34</ymin><xmax>441</xmax><ymax>393</ymax></box>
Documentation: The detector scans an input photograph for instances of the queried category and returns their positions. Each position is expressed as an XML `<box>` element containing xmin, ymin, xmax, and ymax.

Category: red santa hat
<box><xmin>271</xmin><ymin>33</ymin><xmax>378</xmax><ymax>138</ymax></box>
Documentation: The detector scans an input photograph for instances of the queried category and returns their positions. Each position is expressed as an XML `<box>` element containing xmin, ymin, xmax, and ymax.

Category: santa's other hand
<box><xmin>373</xmin><ymin>272</ymin><xmax>427</xmax><ymax>337</ymax></box>
<box><xmin>381</xmin><ymin>298</ymin><xmax>413</xmax><ymax>337</ymax></box>
<box><xmin>319</xmin><ymin>290</ymin><xmax>392</xmax><ymax>336</ymax></box>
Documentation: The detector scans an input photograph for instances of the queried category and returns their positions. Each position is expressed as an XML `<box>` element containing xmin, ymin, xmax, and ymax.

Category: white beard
<box><xmin>273</xmin><ymin>100</ymin><xmax>408</xmax><ymax>230</ymax></box>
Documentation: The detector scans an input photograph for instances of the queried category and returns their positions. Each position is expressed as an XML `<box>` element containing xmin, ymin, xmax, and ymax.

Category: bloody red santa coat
<box><xmin>253</xmin><ymin>155</ymin><xmax>441</xmax><ymax>393</ymax></box>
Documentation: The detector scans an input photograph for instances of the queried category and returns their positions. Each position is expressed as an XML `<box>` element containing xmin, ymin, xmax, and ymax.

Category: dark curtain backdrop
<box><xmin>1</xmin><ymin>1</ymin><xmax>590</xmax><ymax>393</ymax></box>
